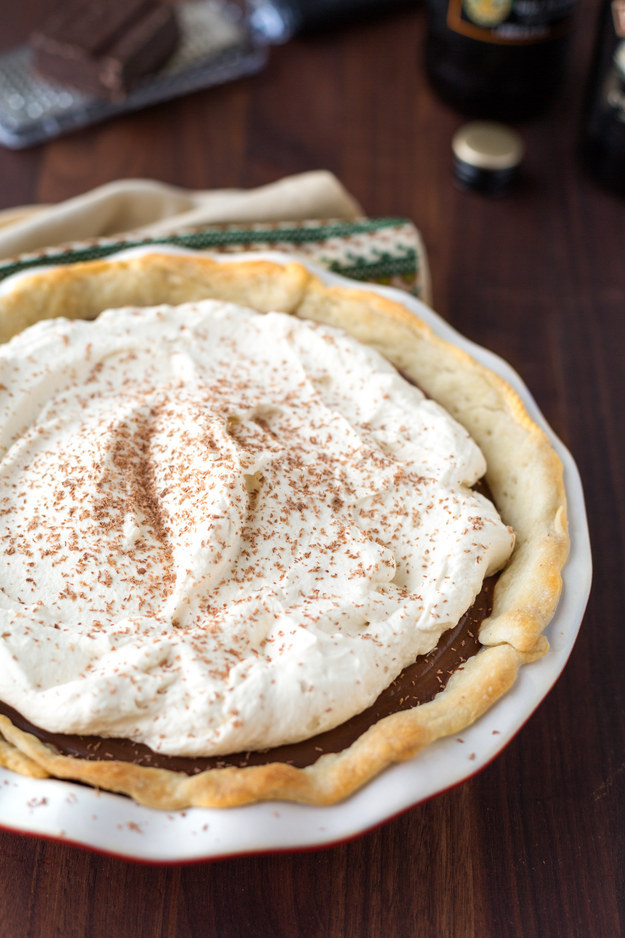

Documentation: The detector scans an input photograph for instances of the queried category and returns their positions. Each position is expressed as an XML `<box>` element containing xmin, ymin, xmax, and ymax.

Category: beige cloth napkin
<box><xmin>0</xmin><ymin>171</ymin><xmax>363</xmax><ymax>260</ymax></box>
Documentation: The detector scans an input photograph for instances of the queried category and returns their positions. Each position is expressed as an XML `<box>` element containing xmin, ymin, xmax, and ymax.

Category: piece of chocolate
<box><xmin>30</xmin><ymin>0</ymin><xmax>180</xmax><ymax>100</ymax></box>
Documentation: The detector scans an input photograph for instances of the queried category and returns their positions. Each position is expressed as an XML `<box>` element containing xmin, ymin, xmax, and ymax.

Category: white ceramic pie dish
<box><xmin>0</xmin><ymin>249</ymin><xmax>591</xmax><ymax>862</ymax></box>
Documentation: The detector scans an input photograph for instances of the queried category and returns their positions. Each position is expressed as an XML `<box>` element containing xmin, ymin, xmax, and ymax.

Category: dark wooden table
<box><xmin>0</xmin><ymin>2</ymin><xmax>621</xmax><ymax>936</ymax></box>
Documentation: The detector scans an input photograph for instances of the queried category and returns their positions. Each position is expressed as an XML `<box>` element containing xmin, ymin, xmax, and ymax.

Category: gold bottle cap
<box><xmin>452</xmin><ymin>121</ymin><xmax>524</xmax><ymax>193</ymax></box>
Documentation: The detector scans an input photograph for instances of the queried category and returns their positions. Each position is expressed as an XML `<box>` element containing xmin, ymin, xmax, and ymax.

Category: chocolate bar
<box><xmin>30</xmin><ymin>0</ymin><xmax>180</xmax><ymax>100</ymax></box>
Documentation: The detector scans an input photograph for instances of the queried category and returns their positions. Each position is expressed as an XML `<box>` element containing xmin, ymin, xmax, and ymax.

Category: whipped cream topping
<box><xmin>0</xmin><ymin>300</ymin><xmax>514</xmax><ymax>756</ymax></box>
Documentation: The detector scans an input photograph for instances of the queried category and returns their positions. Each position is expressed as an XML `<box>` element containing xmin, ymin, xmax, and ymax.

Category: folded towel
<box><xmin>0</xmin><ymin>171</ymin><xmax>430</xmax><ymax>302</ymax></box>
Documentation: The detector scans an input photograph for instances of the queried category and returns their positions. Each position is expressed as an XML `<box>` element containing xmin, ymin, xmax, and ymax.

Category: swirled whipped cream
<box><xmin>0</xmin><ymin>300</ymin><xmax>514</xmax><ymax>755</ymax></box>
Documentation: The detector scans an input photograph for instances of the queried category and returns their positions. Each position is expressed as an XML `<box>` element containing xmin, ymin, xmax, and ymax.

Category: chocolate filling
<box><xmin>0</xmin><ymin>577</ymin><xmax>493</xmax><ymax>773</ymax></box>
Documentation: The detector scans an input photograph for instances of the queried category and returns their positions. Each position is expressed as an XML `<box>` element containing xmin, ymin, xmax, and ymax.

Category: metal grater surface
<box><xmin>0</xmin><ymin>2</ymin><xmax>267</xmax><ymax>149</ymax></box>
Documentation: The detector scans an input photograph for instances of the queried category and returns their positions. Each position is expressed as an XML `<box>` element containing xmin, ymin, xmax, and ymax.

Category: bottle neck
<box><xmin>247</xmin><ymin>0</ymin><xmax>417</xmax><ymax>43</ymax></box>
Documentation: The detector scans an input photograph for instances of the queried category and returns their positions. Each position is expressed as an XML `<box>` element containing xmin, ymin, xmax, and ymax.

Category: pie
<box><xmin>0</xmin><ymin>253</ymin><xmax>569</xmax><ymax>809</ymax></box>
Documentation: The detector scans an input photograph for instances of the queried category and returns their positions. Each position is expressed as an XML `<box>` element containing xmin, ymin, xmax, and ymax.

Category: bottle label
<box><xmin>605</xmin><ymin>2</ymin><xmax>625</xmax><ymax>121</ymax></box>
<box><xmin>613</xmin><ymin>0</ymin><xmax>625</xmax><ymax>36</ymax></box>
<box><xmin>446</xmin><ymin>0</ymin><xmax>575</xmax><ymax>44</ymax></box>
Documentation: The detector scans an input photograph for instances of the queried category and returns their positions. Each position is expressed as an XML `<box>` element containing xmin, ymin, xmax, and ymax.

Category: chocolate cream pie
<box><xmin>0</xmin><ymin>254</ymin><xmax>569</xmax><ymax>809</ymax></box>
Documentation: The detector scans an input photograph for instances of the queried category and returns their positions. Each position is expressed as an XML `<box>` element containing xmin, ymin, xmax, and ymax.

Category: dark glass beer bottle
<box><xmin>425</xmin><ymin>0</ymin><xmax>577</xmax><ymax>120</ymax></box>
<box><xmin>581</xmin><ymin>0</ymin><xmax>625</xmax><ymax>194</ymax></box>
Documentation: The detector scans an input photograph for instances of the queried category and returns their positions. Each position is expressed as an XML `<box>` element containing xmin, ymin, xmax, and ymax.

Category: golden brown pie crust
<box><xmin>0</xmin><ymin>254</ymin><xmax>569</xmax><ymax>808</ymax></box>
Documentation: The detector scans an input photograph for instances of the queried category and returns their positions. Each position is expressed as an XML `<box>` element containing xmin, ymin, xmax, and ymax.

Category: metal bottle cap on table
<box><xmin>452</xmin><ymin>121</ymin><xmax>524</xmax><ymax>194</ymax></box>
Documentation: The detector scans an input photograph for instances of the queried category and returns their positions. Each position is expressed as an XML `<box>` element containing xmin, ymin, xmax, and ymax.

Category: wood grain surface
<box><xmin>0</xmin><ymin>1</ymin><xmax>621</xmax><ymax>936</ymax></box>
